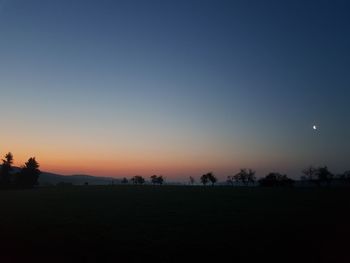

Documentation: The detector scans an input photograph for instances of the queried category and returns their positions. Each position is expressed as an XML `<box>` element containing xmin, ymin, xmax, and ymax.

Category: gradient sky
<box><xmin>0</xmin><ymin>0</ymin><xmax>349</xmax><ymax>180</ymax></box>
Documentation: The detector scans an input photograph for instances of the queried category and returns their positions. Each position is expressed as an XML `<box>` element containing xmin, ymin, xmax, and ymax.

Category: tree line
<box><xmin>1</xmin><ymin>151</ymin><xmax>349</xmax><ymax>188</ymax></box>
<box><xmin>0</xmin><ymin>152</ymin><xmax>40</xmax><ymax>189</ymax></box>
<box><xmin>300</xmin><ymin>166</ymin><xmax>349</xmax><ymax>187</ymax></box>
<box><xmin>117</xmin><ymin>166</ymin><xmax>350</xmax><ymax>187</ymax></box>
<box><xmin>120</xmin><ymin>175</ymin><xmax>165</xmax><ymax>185</ymax></box>
<box><xmin>194</xmin><ymin>166</ymin><xmax>349</xmax><ymax>187</ymax></box>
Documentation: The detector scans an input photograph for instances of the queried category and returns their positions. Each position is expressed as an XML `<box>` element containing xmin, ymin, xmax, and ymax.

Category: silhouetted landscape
<box><xmin>0</xmin><ymin>152</ymin><xmax>349</xmax><ymax>262</ymax></box>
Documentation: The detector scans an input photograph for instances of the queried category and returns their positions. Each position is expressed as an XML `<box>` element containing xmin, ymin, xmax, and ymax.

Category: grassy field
<box><xmin>0</xmin><ymin>186</ymin><xmax>349</xmax><ymax>262</ymax></box>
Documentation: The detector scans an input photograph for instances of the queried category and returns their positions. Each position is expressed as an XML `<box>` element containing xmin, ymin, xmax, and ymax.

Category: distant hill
<box><xmin>1</xmin><ymin>166</ymin><xmax>117</xmax><ymax>185</ymax></box>
<box><xmin>39</xmin><ymin>172</ymin><xmax>117</xmax><ymax>186</ymax></box>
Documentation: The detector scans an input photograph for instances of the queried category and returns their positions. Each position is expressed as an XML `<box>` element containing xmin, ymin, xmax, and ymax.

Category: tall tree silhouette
<box><xmin>189</xmin><ymin>176</ymin><xmax>195</xmax><ymax>185</ymax></box>
<box><xmin>0</xmin><ymin>152</ymin><xmax>14</xmax><ymax>186</ymax></box>
<box><xmin>17</xmin><ymin>157</ymin><xmax>40</xmax><ymax>187</ymax></box>
<box><xmin>207</xmin><ymin>172</ymin><xmax>217</xmax><ymax>186</ymax></box>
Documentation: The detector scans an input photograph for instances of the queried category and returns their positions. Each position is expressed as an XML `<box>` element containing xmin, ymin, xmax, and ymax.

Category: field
<box><xmin>0</xmin><ymin>186</ymin><xmax>349</xmax><ymax>262</ymax></box>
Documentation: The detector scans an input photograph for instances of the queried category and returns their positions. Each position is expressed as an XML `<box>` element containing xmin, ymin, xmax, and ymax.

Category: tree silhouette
<box><xmin>200</xmin><ymin>172</ymin><xmax>216</xmax><ymax>186</ymax></box>
<box><xmin>0</xmin><ymin>152</ymin><xmax>14</xmax><ymax>186</ymax></box>
<box><xmin>207</xmin><ymin>172</ymin><xmax>217</xmax><ymax>186</ymax></box>
<box><xmin>200</xmin><ymin>173</ymin><xmax>209</xmax><ymax>185</ymax></box>
<box><xmin>151</xmin><ymin>175</ymin><xmax>158</xmax><ymax>185</ymax></box>
<box><xmin>131</xmin><ymin>176</ymin><xmax>145</xmax><ymax>185</ymax></box>
<box><xmin>17</xmin><ymin>157</ymin><xmax>40</xmax><ymax>188</ymax></box>
<box><xmin>302</xmin><ymin>166</ymin><xmax>334</xmax><ymax>187</ymax></box>
<box><xmin>233</xmin><ymin>173</ymin><xmax>240</xmax><ymax>184</ymax></box>
<box><xmin>316</xmin><ymin>166</ymin><xmax>333</xmax><ymax>186</ymax></box>
<box><xmin>150</xmin><ymin>175</ymin><xmax>164</xmax><ymax>185</ymax></box>
<box><xmin>156</xmin><ymin>175</ymin><xmax>164</xmax><ymax>185</ymax></box>
<box><xmin>259</xmin><ymin>172</ymin><xmax>294</xmax><ymax>187</ymax></box>
<box><xmin>302</xmin><ymin>166</ymin><xmax>316</xmax><ymax>181</ymax></box>
<box><xmin>234</xmin><ymin>169</ymin><xmax>256</xmax><ymax>186</ymax></box>
<box><xmin>302</xmin><ymin>166</ymin><xmax>321</xmax><ymax>186</ymax></box>
<box><xmin>189</xmin><ymin>176</ymin><xmax>195</xmax><ymax>185</ymax></box>
<box><xmin>246</xmin><ymin>169</ymin><xmax>256</xmax><ymax>185</ymax></box>
<box><xmin>121</xmin><ymin>177</ymin><xmax>128</xmax><ymax>184</ymax></box>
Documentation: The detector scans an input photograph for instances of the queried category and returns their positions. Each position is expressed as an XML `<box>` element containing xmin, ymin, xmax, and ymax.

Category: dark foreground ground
<box><xmin>0</xmin><ymin>186</ymin><xmax>349</xmax><ymax>263</ymax></box>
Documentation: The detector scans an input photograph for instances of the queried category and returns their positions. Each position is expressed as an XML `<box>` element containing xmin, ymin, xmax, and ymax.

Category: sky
<box><xmin>0</xmin><ymin>0</ymin><xmax>349</xmax><ymax>180</ymax></box>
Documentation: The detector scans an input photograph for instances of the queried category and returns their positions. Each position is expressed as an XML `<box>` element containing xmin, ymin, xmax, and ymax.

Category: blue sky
<box><xmin>0</xmin><ymin>0</ymin><xmax>349</xmax><ymax>179</ymax></box>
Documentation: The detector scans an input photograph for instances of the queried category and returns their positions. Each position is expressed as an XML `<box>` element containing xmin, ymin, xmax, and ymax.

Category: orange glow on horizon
<box><xmin>2</xmin><ymin>133</ymin><xmax>300</xmax><ymax>179</ymax></box>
